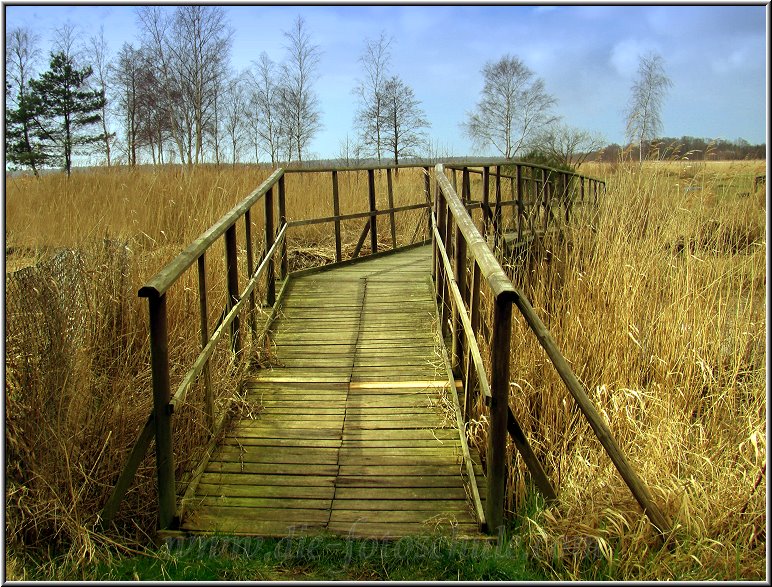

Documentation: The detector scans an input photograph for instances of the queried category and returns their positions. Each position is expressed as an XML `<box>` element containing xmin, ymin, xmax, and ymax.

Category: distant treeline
<box><xmin>595</xmin><ymin>137</ymin><xmax>766</xmax><ymax>162</ymax></box>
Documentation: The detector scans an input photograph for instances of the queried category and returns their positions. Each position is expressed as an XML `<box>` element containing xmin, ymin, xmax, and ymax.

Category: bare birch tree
<box><xmin>280</xmin><ymin>15</ymin><xmax>321</xmax><ymax>163</ymax></box>
<box><xmin>87</xmin><ymin>26</ymin><xmax>114</xmax><ymax>166</ymax></box>
<box><xmin>625</xmin><ymin>52</ymin><xmax>672</xmax><ymax>162</ymax></box>
<box><xmin>247</xmin><ymin>52</ymin><xmax>282</xmax><ymax>165</ymax></box>
<box><xmin>5</xmin><ymin>26</ymin><xmax>43</xmax><ymax>174</ymax></box>
<box><xmin>382</xmin><ymin>75</ymin><xmax>429</xmax><ymax>165</ymax></box>
<box><xmin>222</xmin><ymin>73</ymin><xmax>249</xmax><ymax>165</ymax></box>
<box><xmin>353</xmin><ymin>33</ymin><xmax>391</xmax><ymax>162</ymax></box>
<box><xmin>463</xmin><ymin>54</ymin><xmax>556</xmax><ymax>159</ymax></box>
<box><xmin>532</xmin><ymin>122</ymin><xmax>606</xmax><ymax>168</ymax></box>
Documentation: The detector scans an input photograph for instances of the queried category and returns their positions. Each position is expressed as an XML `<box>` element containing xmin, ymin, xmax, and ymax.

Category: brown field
<box><xmin>4</xmin><ymin>159</ymin><xmax>766</xmax><ymax>579</ymax></box>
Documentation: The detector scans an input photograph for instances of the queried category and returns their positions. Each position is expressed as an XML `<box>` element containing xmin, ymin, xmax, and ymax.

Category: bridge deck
<box><xmin>180</xmin><ymin>246</ymin><xmax>485</xmax><ymax>538</ymax></box>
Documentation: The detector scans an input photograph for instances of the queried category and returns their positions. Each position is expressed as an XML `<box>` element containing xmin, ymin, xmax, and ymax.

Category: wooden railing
<box><xmin>101</xmin><ymin>158</ymin><xmax>668</xmax><ymax>540</ymax></box>
<box><xmin>444</xmin><ymin>160</ymin><xmax>605</xmax><ymax>250</ymax></box>
<box><xmin>100</xmin><ymin>163</ymin><xmax>434</xmax><ymax>530</ymax></box>
<box><xmin>432</xmin><ymin>163</ymin><xmax>670</xmax><ymax>538</ymax></box>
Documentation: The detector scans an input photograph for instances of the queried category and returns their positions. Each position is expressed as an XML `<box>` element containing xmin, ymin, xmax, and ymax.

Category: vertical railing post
<box><xmin>451</xmin><ymin>221</ymin><xmax>467</xmax><ymax>373</ymax></box>
<box><xmin>278</xmin><ymin>174</ymin><xmax>287</xmax><ymax>280</ymax></box>
<box><xmin>482</xmin><ymin>166</ymin><xmax>490</xmax><ymax>238</ymax></box>
<box><xmin>494</xmin><ymin>166</ymin><xmax>502</xmax><ymax>246</ymax></box>
<box><xmin>486</xmin><ymin>293</ymin><xmax>513</xmax><ymax>535</ymax></box>
<box><xmin>580</xmin><ymin>176</ymin><xmax>585</xmax><ymax>203</ymax></box>
<box><xmin>367</xmin><ymin>169</ymin><xmax>378</xmax><ymax>255</ymax></box>
<box><xmin>462</xmin><ymin>167</ymin><xmax>471</xmax><ymax>204</ymax></box>
<box><xmin>264</xmin><ymin>186</ymin><xmax>275</xmax><ymax>307</ymax></box>
<box><xmin>464</xmin><ymin>260</ymin><xmax>481</xmax><ymax>419</ymax></box>
<box><xmin>436</xmin><ymin>191</ymin><xmax>450</xmax><ymax>338</ymax></box>
<box><xmin>424</xmin><ymin>166</ymin><xmax>432</xmax><ymax>240</ymax></box>
<box><xmin>331</xmin><ymin>171</ymin><xmax>342</xmax><ymax>263</ymax></box>
<box><xmin>148</xmin><ymin>294</ymin><xmax>177</xmax><ymax>530</ymax></box>
<box><xmin>225</xmin><ymin>225</ymin><xmax>241</xmax><ymax>356</ymax></box>
<box><xmin>387</xmin><ymin>168</ymin><xmax>397</xmax><ymax>249</ymax></box>
<box><xmin>244</xmin><ymin>209</ymin><xmax>257</xmax><ymax>339</ymax></box>
<box><xmin>197</xmin><ymin>255</ymin><xmax>214</xmax><ymax>433</ymax></box>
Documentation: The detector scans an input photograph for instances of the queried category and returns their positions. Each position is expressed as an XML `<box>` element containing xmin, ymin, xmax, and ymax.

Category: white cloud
<box><xmin>609</xmin><ymin>38</ymin><xmax>657</xmax><ymax>78</ymax></box>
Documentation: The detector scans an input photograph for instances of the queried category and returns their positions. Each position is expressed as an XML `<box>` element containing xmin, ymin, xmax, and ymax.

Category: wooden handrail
<box><xmin>139</xmin><ymin>168</ymin><xmax>284</xmax><ymax>298</ymax></box>
<box><xmin>433</xmin><ymin>163</ymin><xmax>670</xmax><ymax>540</ymax></box>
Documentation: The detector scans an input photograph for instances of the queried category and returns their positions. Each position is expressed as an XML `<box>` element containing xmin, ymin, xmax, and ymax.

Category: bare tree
<box><xmin>625</xmin><ymin>52</ymin><xmax>672</xmax><ymax>163</ymax></box>
<box><xmin>382</xmin><ymin>75</ymin><xmax>430</xmax><ymax>165</ymax></box>
<box><xmin>353</xmin><ymin>32</ymin><xmax>391</xmax><ymax>162</ymax></box>
<box><xmin>463</xmin><ymin>54</ymin><xmax>557</xmax><ymax>159</ymax></box>
<box><xmin>87</xmin><ymin>26</ymin><xmax>114</xmax><ymax>166</ymax></box>
<box><xmin>247</xmin><ymin>52</ymin><xmax>281</xmax><ymax>165</ymax></box>
<box><xmin>136</xmin><ymin>6</ymin><xmax>232</xmax><ymax>165</ymax></box>
<box><xmin>52</xmin><ymin>21</ymin><xmax>82</xmax><ymax>64</ymax></box>
<box><xmin>280</xmin><ymin>15</ymin><xmax>321</xmax><ymax>163</ymax></box>
<box><xmin>222</xmin><ymin>73</ymin><xmax>249</xmax><ymax>165</ymax></box>
<box><xmin>5</xmin><ymin>26</ymin><xmax>42</xmax><ymax>175</ymax></box>
<box><xmin>531</xmin><ymin>122</ymin><xmax>606</xmax><ymax>168</ymax></box>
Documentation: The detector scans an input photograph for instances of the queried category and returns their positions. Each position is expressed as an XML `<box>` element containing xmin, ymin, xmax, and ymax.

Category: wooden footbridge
<box><xmin>101</xmin><ymin>160</ymin><xmax>672</xmax><ymax>540</ymax></box>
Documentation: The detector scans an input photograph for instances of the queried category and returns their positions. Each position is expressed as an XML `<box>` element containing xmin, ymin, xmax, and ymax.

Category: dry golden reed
<box><xmin>4</xmin><ymin>159</ymin><xmax>766</xmax><ymax>580</ymax></box>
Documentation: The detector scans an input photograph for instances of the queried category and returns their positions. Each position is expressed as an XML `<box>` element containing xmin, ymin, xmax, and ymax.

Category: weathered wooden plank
<box><xmin>206</xmin><ymin>462</ymin><xmax>339</xmax><ymax>476</ymax></box>
<box><xmin>180</xmin><ymin>519</ymin><xmax>328</xmax><ymax>536</ymax></box>
<box><xmin>329</xmin><ymin>510</ymin><xmax>469</xmax><ymax>524</ymax></box>
<box><xmin>195</xmin><ymin>484</ymin><xmax>334</xmax><ymax>500</ymax></box>
<box><xmin>197</xmin><ymin>474</ymin><xmax>336</xmax><ymax>487</ymax></box>
<box><xmin>334</xmin><ymin>476</ymin><xmax>465</xmax><ymax>488</ymax></box>
<box><xmin>194</xmin><ymin>497</ymin><xmax>333</xmax><ymax>510</ymax></box>
<box><xmin>211</xmin><ymin>446</ymin><xmax>340</xmax><ymax>465</ymax></box>
<box><xmin>185</xmin><ymin>506</ymin><xmax>330</xmax><ymax>523</ymax></box>
<box><xmin>334</xmin><ymin>486</ymin><xmax>468</xmax><ymax>501</ymax></box>
<box><xmin>325</xmin><ymin>521</ymin><xmax>478</xmax><ymax>538</ymax></box>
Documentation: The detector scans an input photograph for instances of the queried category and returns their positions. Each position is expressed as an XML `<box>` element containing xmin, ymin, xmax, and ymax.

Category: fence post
<box><xmin>486</xmin><ymin>293</ymin><xmax>513</xmax><ymax>534</ymax></box>
<box><xmin>452</xmin><ymin>221</ymin><xmax>467</xmax><ymax>373</ymax></box>
<box><xmin>424</xmin><ymin>166</ymin><xmax>432</xmax><ymax>240</ymax></box>
<box><xmin>482</xmin><ymin>166</ymin><xmax>490</xmax><ymax>238</ymax></box>
<box><xmin>278</xmin><ymin>174</ymin><xmax>288</xmax><ymax>279</ymax></box>
<box><xmin>225</xmin><ymin>225</ymin><xmax>241</xmax><ymax>355</ymax></box>
<box><xmin>494</xmin><ymin>166</ymin><xmax>502</xmax><ymax>245</ymax></box>
<box><xmin>462</xmin><ymin>167</ymin><xmax>471</xmax><ymax>204</ymax></box>
<box><xmin>197</xmin><ymin>255</ymin><xmax>214</xmax><ymax>433</ymax></box>
<box><xmin>368</xmin><ymin>169</ymin><xmax>378</xmax><ymax>255</ymax></box>
<box><xmin>244</xmin><ymin>209</ymin><xmax>257</xmax><ymax>339</ymax></box>
<box><xmin>148</xmin><ymin>294</ymin><xmax>177</xmax><ymax>530</ymax></box>
<box><xmin>264</xmin><ymin>186</ymin><xmax>275</xmax><ymax>306</ymax></box>
<box><xmin>332</xmin><ymin>171</ymin><xmax>342</xmax><ymax>263</ymax></box>
<box><xmin>387</xmin><ymin>168</ymin><xmax>397</xmax><ymax>249</ymax></box>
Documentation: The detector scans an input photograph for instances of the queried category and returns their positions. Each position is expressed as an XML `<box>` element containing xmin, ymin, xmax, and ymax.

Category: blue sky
<box><xmin>4</xmin><ymin>4</ymin><xmax>768</xmax><ymax>160</ymax></box>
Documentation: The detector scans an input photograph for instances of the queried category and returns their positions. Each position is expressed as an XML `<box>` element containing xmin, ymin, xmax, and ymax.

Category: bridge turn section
<box><xmin>180</xmin><ymin>246</ymin><xmax>485</xmax><ymax>538</ymax></box>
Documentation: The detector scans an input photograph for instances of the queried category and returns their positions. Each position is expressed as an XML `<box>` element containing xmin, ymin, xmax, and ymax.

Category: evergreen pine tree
<box><xmin>27</xmin><ymin>52</ymin><xmax>107</xmax><ymax>175</ymax></box>
<box><xmin>6</xmin><ymin>79</ymin><xmax>48</xmax><ymax>174</ymax></box>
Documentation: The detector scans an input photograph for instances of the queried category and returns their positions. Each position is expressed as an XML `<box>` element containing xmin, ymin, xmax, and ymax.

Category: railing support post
<box><xmin>331</xmin><ymin>171</ymin><xmax>342</xmax><ymax>263</ymax></box>
<box><xmin>368</xmin><ymin>169</ymin><xmax>378</xmax><ymax>255</ymax></box>
<box><xmin>424</xmin><ymin>166</ymin><xmax>432</xmax><ymax>240</ymax></box>
<box><xmin>148</xmin><ymin>293</ymin><xmax>177</xmax><ymax>530</ymax></box>
<box><xmin>482</xmin><ymin>166</ymin><xmax>490</xmax><ymax>238</ymax></box>
<box><xmin>244</xmin><ymin>210</ymin><xmax>257</xmax><ymax>340</ymax></box>
<box><xmin>197</xmin><ymin>255</ymin><xmax>214</xmax><ymax>432</ymax></box>
<box><xmin>452</xmin><ymin>222</ymin><xmax>467</xmax><ymax>373</ymax></box>
<box><xmin>278</xmin><ymin>175</ymin><xmax>287</xmax><ymax>279</ymax></box>
<box><xmin>225</xmin><ymin>225</ymin><xmax>241</xmax><ymax>355</ymax></box>
<box><xmin>264</xmin><ymin>186</ymin><xmax>275</xmax><ymax>307</ymax></box>
<box><xmin>486</xmin><ymin>294</ymin><xmax>512</xmax><ymax>535</ymax></box>
<box><xmin>516</xmin><ymin>165</ymin><xmax>523</xmax><ymax>241</ymax></box>
<box><xmin>387</xmin><ymin>168</ymin><xmax>397</xmax><ymax>249</ymax></box>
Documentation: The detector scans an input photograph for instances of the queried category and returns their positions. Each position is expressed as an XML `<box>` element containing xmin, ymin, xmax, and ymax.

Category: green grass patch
<box><xmin>15</xmin><ymin>533</ymin><xmax>553</xmax><ymax>581</ymax></box>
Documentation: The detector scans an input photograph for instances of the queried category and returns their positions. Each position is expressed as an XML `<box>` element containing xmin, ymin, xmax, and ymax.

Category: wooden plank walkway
<box><xmin>180</xmin><ymin>246</ymin><xmax>485</xmax><ymax>539</ymax></box>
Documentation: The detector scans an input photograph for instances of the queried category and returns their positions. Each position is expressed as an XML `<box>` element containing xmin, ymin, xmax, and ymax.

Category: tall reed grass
<box><xmin>4</xmin><ymin>160</ymin><xmax>766</xmax><ymax>579</ymax></box>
